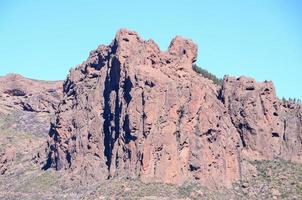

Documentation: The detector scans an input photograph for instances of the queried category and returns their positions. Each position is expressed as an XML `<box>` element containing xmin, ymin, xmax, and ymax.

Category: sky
<box><xmin>0</xmin><ymin>0</ymin><xmax>301</xmax><ymax>99</ymax></box>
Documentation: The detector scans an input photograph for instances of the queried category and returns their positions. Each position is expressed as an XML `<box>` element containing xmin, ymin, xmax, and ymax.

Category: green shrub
<box><xmin>282</xmin><ymin>97</ymin><xmax>302</xmax><ymax>104</ymax></box>
<box><xmin>192</xmin><ymin>64</ymin><xmax>223</xmax><ymax>86</ymax></box>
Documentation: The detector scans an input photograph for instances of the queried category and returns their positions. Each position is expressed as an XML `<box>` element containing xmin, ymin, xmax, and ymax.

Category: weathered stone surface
<box><xmin>0</xmin><ymin>73</ymin><xmax>63</xmax><ymax>113</ymax></box>
<box><xmin>43</xmin><ymin>29</ymin><xmax>241</xmax><ymax>187</ymax></box>
<box><xmin>0</xmin><ymin>74</ymin><xmax>63</xmax><ymax>176</ymax></box>
<box><xmin>221</xmin><ymin>76</ymin><xmax>302</xmax><ymax>162</ymax></box>
<box><xmin>42</xmin><ymin>29</ymin><xmax>302</xmax><ymax>188</ymax></box>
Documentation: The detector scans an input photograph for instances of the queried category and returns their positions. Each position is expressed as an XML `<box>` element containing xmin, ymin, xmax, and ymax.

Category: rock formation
<box><xmin>221</xmin><ymin>76</ymin><xmax>302</xmax><ymax>161</ymax></box>
<box><xmin>0</xmin><ymin>74</ymin><xmax>63</xmax><ymax>176</ymax></box>
<box><xmin>42</xmin><ymin>29</ymin><xmax>301</xmax><ymax>188</ymax></box>
<box><xmin>0</xmin><ymin>73</ymin><xmax>63</xmax><ymax>113</ymax></box>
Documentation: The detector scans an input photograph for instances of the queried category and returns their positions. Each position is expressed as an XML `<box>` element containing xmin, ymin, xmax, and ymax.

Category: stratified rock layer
<box><xmin>43</xmin><ymin>29</ymin><xmax>302</xmax><ymax>187</ymax></box>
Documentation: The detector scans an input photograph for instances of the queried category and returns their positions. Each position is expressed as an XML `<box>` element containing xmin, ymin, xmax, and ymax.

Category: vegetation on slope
<box><xmin>282</xmin><ymin>97</ymin><xmax>302</xmax><ymax>104</ymax></box>
<box><xmin>192</xmin><ymin>64</ymin><xmax>223</xmax><ymax>86</ymax></box>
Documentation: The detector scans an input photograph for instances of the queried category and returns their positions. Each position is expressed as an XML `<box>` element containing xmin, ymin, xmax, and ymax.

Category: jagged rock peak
<box><xmin>113</xmin><ymin>29</ymin><xmax>198</xmax><ymax>60</ymax></box>
<box><xmin>85</xmin><ymin>29</ymin><xmax>198</xmax><ymax>72</ymax></box>
<box><xmin>168</xmin><ymin>35</ymin><xmax>198</xmax><ymax>63</ymax></box>
<box><xmin>114</xmin><ymin>29</ymin><xmax>143</xmax><ymax>44</ymax></box>
<box><xmin>44</xmin><ymin>29</ymin><xmax>238</xmax><ymax>187</ymax></box>
<box><xmin>42</xmin><ymin>29</ymin><xmax>301</xmax><ymax>189</ymax></box>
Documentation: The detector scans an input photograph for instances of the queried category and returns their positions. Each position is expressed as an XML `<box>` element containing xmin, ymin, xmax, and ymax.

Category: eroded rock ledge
<box><xmin>42</xmin><ymin>29</ymin><xmax>301</xmax><ymax>188</ymax></box>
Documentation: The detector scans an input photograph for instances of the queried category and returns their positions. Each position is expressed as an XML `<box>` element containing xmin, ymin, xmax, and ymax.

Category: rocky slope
<box><xmin>0</xmin><ymin>74</ymin><xmax>62</xmax><ymax>175</ymax></box>
<box><xmin>0</xmin><ymin>73</ymin><xmax>62</xmax><ymax>113</ymax></box>
<box><xmin>41</xmin><ymin>29</ymin><xmax>302</xmax><ymax>189</ymax></box>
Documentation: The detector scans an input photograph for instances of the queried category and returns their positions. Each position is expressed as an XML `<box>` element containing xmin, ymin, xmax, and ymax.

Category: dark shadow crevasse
<box><xmin>103</xmin><ymin>56</ymin><xmax>121</xmax><ymax>170</ymax></box>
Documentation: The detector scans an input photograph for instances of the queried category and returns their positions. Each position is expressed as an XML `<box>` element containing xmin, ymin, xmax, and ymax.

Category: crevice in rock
<box><xmin>283</xmin><ymin>119</ymin><xmax>287</xmax><ymax>141</ymax></box>
<box><xmin>217</xmin><ymin>87</ymin><xmax>224</xmax><ymax>103</ymax></box>
<box><xmin>193</xmin><ymin>106</ymin><xmax>202</xmax><ymax>136</ymax></box>
<box><xmin>42</xmin><ymin>152</ymin><xmax>53</xmax><ymax>170</ymax></box>
<box><xmin>123</xmin><ymin>76</ymin><xmax>133</xmax><ymax>104</ymax></box>
<box><xmin>176</xmin><ymin>105</ymin><xmax>185</xmax><ymax>150</ymax></box>
<box><xmin>55</xmin><ymin>154</ymin><xmax>62</xmax><ymax>170</ymax></box>
<box><xmin>222</xmin><ymin>100</ymin><xmax>248</xmax><ymax>148</ymax></box>
<box><xmin>238</xmin><ymin>124</ymin><xmax>247</xmax><ymax>148</ymax></box>
<box><xmin>114</xmin><ymin>92</ymin><xmax>121</xmax><ymax>142</ymax></box>
<box><xmin>177</xmin><ymin>105</ymin><xmax>185</xmax><ymax>124</ymax></box>
<box><xmin>122</xmin><ymin>75</ymin><xmax>137</xmax><ymax>145</ymax></box>
<box><xmin>142</xmin><ymin>91</ymin><xmax>147</xmax><ymax>138</ymax></box>
<box><xmin>103</xmin><ymin>56</ymin><xmax>121</xmax><ymax>170</ymax></box>
<box><xmin>123</xmin><ymin>114</ymin><xmax>137</xmax><ymax>143</ymax></box>
<box><xmin>49</xmin><ymin>123</ymin><xmax>61</xmax><ymax>143</ymax></box>
<box><xmin>260</xmin><ymin>95</ymin><xmax>269</xmax><ymax>121</ymax></box>
<box><xmin>66</xmin><ymin>151</ymin><xmax>72</xmax><ymax>168</ymax></box>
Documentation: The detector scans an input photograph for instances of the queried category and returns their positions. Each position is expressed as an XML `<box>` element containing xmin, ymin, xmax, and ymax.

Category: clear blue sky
<box><xmin>0</xmin><ymin>0</ymin><xmax>301</xmax><ymax>99</ymax></box>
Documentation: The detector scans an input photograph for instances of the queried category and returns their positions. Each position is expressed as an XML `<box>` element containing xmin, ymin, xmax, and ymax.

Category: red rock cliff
<box><xmin>43</xmin><ymin>29</ymin><xmax>302</xmax><ymax>188</ymax></box>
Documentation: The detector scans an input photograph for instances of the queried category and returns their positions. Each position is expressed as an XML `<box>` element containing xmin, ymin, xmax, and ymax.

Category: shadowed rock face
<box><xmin>42</xmin><ymin>29</ymin><xmax>302</xmax><ymax>187</ymax></box>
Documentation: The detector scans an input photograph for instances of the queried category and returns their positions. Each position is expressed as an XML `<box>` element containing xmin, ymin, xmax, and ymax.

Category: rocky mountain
<box><xmin>0</xmin><ymin>29</ymin><xmax>301</xmax><ymax>199</ymax></box>
<box><xmin>42</xmin><ymin>29</ymin><xmax>301</xmax><ymax>188</ymax></box>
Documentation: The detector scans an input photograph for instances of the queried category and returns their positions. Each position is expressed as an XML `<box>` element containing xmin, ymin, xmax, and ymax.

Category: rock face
<box><xmin>43</xmin><ymin>29</ymin><xmax>302</xmax><ymax>187</ymax></box>
<box><xmin>0</xmin><ymin>74</ymin><xmax>63</xmax><ymax>176</ymax></box>
<box><xmin>221</xmin><ymin>76</ymin><xmax>302</xmax><ymax>162</ymax></box>
<box><xmin>0</xmin><ymin>74</ymin><xmax>63</xmax><ymax>113</ymax></box>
